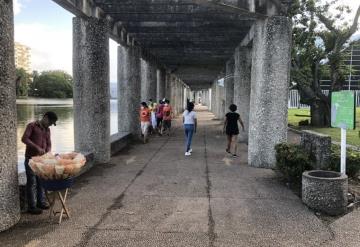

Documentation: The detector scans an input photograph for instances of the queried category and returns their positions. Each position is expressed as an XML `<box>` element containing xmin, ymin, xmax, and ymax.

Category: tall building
<box><xmin>14</xmin><ymin>42</ymin><xmax>32</xmax><ymax>74</ymax></box>
<box><xmin>320</xmin><ymin>40</ymin><xmax>360</xmax><ymax>90</ymax></box>
<box><xmin>344</xmin><ymin>41</ymin><xmax>360</xmax><ymax>90</ymax></box>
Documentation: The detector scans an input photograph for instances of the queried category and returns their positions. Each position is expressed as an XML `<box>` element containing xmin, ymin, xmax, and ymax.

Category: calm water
<box><xmin>17</xmin><ymin>98</ymin><xmax>118</xmax><ymax>172</ymax></box>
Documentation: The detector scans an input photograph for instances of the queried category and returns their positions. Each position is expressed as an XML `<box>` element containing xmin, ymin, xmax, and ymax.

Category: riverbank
<box><xmin>16</xmin><ymin>98</ymin><xmax>119</xmax><ymax>173</ymax></box>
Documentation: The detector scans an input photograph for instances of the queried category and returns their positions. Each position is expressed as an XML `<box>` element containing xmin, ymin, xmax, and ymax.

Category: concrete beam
<box><xmin>193</xmin><ymin>0</ymin><xmax>266</xmax><ymax>18</ymax></box>
<box><xmin>108</xmin><ymin>12</ymin><xmax>257</xmax><ymax>22</ymax></box>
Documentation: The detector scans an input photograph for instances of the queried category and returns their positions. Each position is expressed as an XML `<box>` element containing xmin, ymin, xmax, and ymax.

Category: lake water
<box><xmin>17</xmin><ymin>98</ymin><xmax>118</xmax><ymax>172</ymax></box>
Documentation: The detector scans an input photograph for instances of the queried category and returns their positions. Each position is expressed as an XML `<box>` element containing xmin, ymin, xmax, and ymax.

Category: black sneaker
<box><xmin>28</xmin><ymin>207</ymin><xmax>43</xmax><ymax>215</ymax></box>
<box><xmin>37</xmin><ymin>201</ymin><xmax>50</xmax><ymax>210</ymax></box>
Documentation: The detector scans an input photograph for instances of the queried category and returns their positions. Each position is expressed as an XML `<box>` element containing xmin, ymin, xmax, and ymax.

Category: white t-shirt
<box><xmin>183</xmin><ymin>110</ymin><xmax>197</xmax><ymax>124</ymax></box>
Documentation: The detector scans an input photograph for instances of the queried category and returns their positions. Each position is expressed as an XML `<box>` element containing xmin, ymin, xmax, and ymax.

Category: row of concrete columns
<box><xmin>209</xmin><ymin>16</ymin><xmax>292</xmax><ymax>169</ymax></box>
<box><xmin>74</xmin><ymin>16</ymin><xmax>188</xmax><ymax>164</ymax></box>
<box><xmin>0</xmin><ymin>11</ymin><xmax>188</xmax><ymax>231</ymax></box>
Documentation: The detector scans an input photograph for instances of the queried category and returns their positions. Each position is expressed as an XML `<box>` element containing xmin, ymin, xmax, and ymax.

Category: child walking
<box><xmin>223</xmin><ymin>104</ymin><xmax>244</xmax><ymax>157</ymax></box>
<box><xmin>183</xmin><ymin>102</ymin><xmax>197</xmax><ymax>156</ymax></box>
<box><xmin>140</xmin><ymin>102</ymin><xmax>151</xmax><ymax>144</ymax></box>
<box><xmin>162</xmin><ymin>99</ymin><xmax>173</xmax><ymax>136</ymax></box>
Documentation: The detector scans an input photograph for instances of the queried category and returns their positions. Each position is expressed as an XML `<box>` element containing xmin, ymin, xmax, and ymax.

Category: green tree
<box><xmin>15</xmin><ymin>68</ymin><xmax>31</xmax><ymax>98</ymax></box>
<box><xmin>290</xmin><ymin>0</ymin><xmax>360</xmax><ymax>127</ymax></box>
<box><xmin>30</xmin><ymin>70</ymin><xmax>73</xmax><ymax>98</ymax></box>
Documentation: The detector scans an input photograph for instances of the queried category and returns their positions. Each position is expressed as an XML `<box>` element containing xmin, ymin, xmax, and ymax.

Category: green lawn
<box><xmin>288</xmin><ymin>108</ymin><xmax>360</xmax><ymax>146</ymax></box>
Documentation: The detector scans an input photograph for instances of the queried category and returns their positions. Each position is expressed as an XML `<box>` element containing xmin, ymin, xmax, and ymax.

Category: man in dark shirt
<box><xmin>22</xmin><ymin>111</ymin><xmax>58</xmax><ymax>214</ymax></box>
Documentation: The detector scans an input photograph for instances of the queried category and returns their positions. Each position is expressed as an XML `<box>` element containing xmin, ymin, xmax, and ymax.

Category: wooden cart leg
<box><xmin>57</xmin><ymin>189</ymin><xmax>70</xmax><ymax>224</ymax></box>
<box><xmin>46</xmin><ymin>191</ymin><xmax>56</xmax><ymax>218</ymax></box>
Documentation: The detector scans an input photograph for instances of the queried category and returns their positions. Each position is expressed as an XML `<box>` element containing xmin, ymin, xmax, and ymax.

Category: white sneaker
<box><xmin>188</xmin><ymin>149</ymin><xmax>193</xmax><ymax>153</ymax></box>
<box><xmin>185</xmin><ymin>152</ymin><xmax>191</xmax><ymax>156</ymax></box>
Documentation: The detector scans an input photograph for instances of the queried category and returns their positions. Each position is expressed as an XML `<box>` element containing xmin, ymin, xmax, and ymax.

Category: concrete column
<box><xmin>215</xmin><ymin>83</ymin><xmax>221</xmax><ymax>119</ymax></box>
<box><xmin>150</xmin><ymin>63</ymin><xmax>157</xmax><ymax>101</ymax></box>
<box><xmin>248</xmin><ymin>16</ymin><xmax>292</xmax><ymax>168</ymax></box>
<box><xmin>73</xmin><ymin>17</ymin><xmax>110</xmax><ymax>163</ymax></box>
<box><xmin>211</xmin><ymin>83</ymin><xmax>216</xmax><ymax>115</ymax></box>
<box><xmin>165</xmin><ymin>72</ymin><xmax>171</xmax><ymax>101</ymax></box>
<box><xmin>208</xmin><ymin>88</ymin><xmax>212</xmax><ymax>111</ymax></box>
<box><xmin>141</xmin><ymin>59</ymin><xmax>156</xmax><ymax>102</ymax></box>
<box><xmin>169</xmin><ymin>75</ymin><xmax>176</xmax><ymax>114</ymax></box>
<box><xmin>157</xmin><ymin>69</ymin><xmax>166</xmax><ymax>102</ymax></box>
<box><xmin>205</xmin><ymin>90</ymin><xmax>209</xmax><ymax>107</ymax></box>
<box><xmin>234</xmin><ymin>47</ymin><xmax>252</xmax><ymax>143</ymax></box>
<box><xmin>176</xmin><ymin>79</ymin><xmax>179</xmax><ymax>113</ymax></box>
<box><xmin>179</xmin><ymin>81</ymin><xmax>183</xmax><ymax>113</ymax></box>
<box><xmin>218</xmin><ymin>85</ymin><xmax>225</xmax><ymax>120</ymax></box>
<box><xmin>118</xmin><ymin>45</ymin><xmax>141</xmax><ymax>136</ymax></box>
<box><xmin>225</xmin><ymin>59</ymin><xmax>235</xmax><ymax>113</ymax></box>
<box><xmin>0</xmin><ymin>0</ymin><xmax>20</xmax><ymax>232</ymax></box>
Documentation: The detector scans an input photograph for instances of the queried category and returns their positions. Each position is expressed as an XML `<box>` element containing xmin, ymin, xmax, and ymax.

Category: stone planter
<box><xmin>302</xmin><ymin>170</ymin><xmax>348</xmax><ymax>216</ymax></box>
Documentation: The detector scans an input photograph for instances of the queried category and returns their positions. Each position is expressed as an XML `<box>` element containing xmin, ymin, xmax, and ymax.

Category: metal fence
<box><xmin>288</xmin><ymin>90</ymin><xmax>360</xmax><ymax>108</ymax></box>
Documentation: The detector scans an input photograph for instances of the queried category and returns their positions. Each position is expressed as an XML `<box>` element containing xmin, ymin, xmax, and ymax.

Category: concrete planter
<box><xmin>302</xmin><ymin>170</ymin><xmax>348</xmax><ymax>216</ymax></box>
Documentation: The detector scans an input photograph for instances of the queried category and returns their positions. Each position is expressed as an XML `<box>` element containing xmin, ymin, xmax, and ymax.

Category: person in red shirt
<box><xmin>140</xmin><ymin>102</ymin><xmax>151</xmax><ymax>143</ymax></box>
<box><xmin>155</xmin><ymin>100</ymin><xmax>165</xmax><ymax>135</ymax></box>
<box><xmin>162</xmin><ymin>99</ymin><xmax>173</xmax><ymax>136</ymax></box>
<box><xmin>21</xmin><ymin>111</ymin><xmax>58</xmax><ymax>214</ymax></box>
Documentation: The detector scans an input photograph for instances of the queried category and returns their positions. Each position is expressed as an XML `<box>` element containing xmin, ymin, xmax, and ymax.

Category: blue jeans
<box><xmin>25</xmin><ymin>158</ymin><xmax>46</xmax><ymax>208</ymax></box>
<box><xmin>184</xmin><ymin>124</ymin><xmax>194</xmax><ymax>152</ymax></box>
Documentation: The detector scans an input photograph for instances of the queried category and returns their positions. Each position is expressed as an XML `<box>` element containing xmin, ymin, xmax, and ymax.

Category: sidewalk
<box><xmin>0</xmin><ymin>107</ymin><xmax>355</xmax><ymax>246</ymax></box>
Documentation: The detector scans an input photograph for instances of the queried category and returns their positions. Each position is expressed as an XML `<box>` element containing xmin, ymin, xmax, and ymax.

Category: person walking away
<box><xmin>156</xmin><ymin>100</ymin><xmax>165</xmax><ymax>135</ymax></box>
<box><xmin>151</xmin><ymin>101</ymin><xmax>157</xmax><ymax>134</ymax></box>
<box><xmin>223</xmin><ymin>104</ymin><xmax>244</xmax><ymax>157</ymax></box>
<box><xmin>162</xmin><ymin>99</ymin><xmax>173</xmax><ymax>136</ymax></box>
<box><xmin>147</xmin><ymin>99</ymin><xmax>155</xmax><ymax>135</ymax></box>
<box><xmin>183</xmin><ymin>102</ymin><xmax>197</xmax><ymax>156</ymax></box>
<box><xmin>140</xmin><ymin>102</ymin><xmax>151</xmax><ymax>143</ymax></box>
<box><xmin>21</xmin><ymin>111</ymin><xmax>58</xmax><ymax>214</ymax></box>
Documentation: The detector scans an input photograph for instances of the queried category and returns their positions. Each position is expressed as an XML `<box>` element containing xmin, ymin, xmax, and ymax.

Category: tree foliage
<box><xmin>290</xmin><ymin>0</ymin><xmax>360</xmax><ymax>127</ymax></box>
<box><xmin>29</xmin><ymin>70</ymin><xmax>73</xmax><ymax>98</ymax></box>
<box><xmin>16</xmin><ymin>68</ymin><xmax>31</xmax><ymax>98</ymax></box>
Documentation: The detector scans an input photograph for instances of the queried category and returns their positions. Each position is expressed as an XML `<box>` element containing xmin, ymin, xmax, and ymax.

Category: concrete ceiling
<box><xmin>54</xmin><ymin>0</ymin><xmax>292</xmax><ymax>89</ymax></box>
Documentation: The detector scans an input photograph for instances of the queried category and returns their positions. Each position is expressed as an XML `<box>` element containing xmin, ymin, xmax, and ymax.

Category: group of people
<box><xmin>140</xmin><ymin>99</ymin><xmax>245</xmax><ymax>158</ymax></box>
<box><xmin>180</xmin><ymin>102</ymin><xmax>245</xmax><ymax>157</ymax></box>
<box><xmin>139</xmin><ymin>99</ymin><xmax>173</xmax><ymax>143</ymax></box>
<box><xmin>21</xmin><ymin>102</ymin><xmax>245</xmax><ymax>215</ymax></box>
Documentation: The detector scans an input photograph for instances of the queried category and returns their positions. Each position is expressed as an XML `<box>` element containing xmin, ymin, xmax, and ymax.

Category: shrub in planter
<box><xmin>328</xmin><ymin>145</ymin><xmax>360</xmax><ymax>178</ymax></box>
<box><xmin>275</xmin><ymin>143</ymin><xmax>313</xmax><ymax>181</ymax></box>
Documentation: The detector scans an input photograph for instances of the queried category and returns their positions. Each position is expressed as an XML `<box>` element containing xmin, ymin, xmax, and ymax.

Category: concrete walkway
<box><xmin>0</xmin><ymin>107</ymin><xmax>355</xmax><ymax>246</ymax></box>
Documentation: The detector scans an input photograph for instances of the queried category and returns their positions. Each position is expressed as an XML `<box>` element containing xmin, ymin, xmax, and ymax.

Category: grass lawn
<box><xmin>288</xmin><ymin>108</ymin><xmax>360</xmax><ymax>146</ymax></box>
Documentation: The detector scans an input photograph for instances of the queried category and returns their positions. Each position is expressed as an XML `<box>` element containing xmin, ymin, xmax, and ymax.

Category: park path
<box><xmin>0</xmin><ymin>106</ymin><xmax>339</xmax><ymax>247</ymax></box>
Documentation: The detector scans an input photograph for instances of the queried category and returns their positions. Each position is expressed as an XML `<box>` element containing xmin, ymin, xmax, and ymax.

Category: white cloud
<box><xmin>13</xmin><ymin>0</ymin><xmax>22</xmax><ymax>15</ymax></box>
<box><xmin>15</xmin><ymin>22</ymin><xmax>72</xmax><ymax>74</ymax></box>
<box><xmin>15</xmin><ymin>22</ymin><xmax>119</xmax><ymax>81</ymax></box>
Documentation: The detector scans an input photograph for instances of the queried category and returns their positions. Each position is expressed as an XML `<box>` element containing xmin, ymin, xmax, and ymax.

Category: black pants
<box><xmin>24</xmin><ymin>158</ymin><xmax>46</xmax><ymax>208</ymax></box>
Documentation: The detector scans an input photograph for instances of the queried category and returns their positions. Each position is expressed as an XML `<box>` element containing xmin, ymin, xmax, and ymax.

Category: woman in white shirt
<box><xmin>182</xmin><ymin>102</ymin><xmax>197</xmax><ymax>156</ymax></box>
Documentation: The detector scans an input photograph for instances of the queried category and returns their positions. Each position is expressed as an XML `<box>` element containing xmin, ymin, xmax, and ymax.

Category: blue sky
<box><xmin>14</xmin><ymin>0</ymin><xmax>118</xmax><ymax>82</ymax></box>
<box><xmin>14</xmin><ymin>0</ymin><xmax>72</xmax><ymax>28</ymax></box>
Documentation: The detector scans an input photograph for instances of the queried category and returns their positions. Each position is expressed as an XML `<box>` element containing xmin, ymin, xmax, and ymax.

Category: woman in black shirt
<box><xmin>223</xmin><ymin>104</ymin><xmax>245</xmax><ymax>157</ymax></box>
